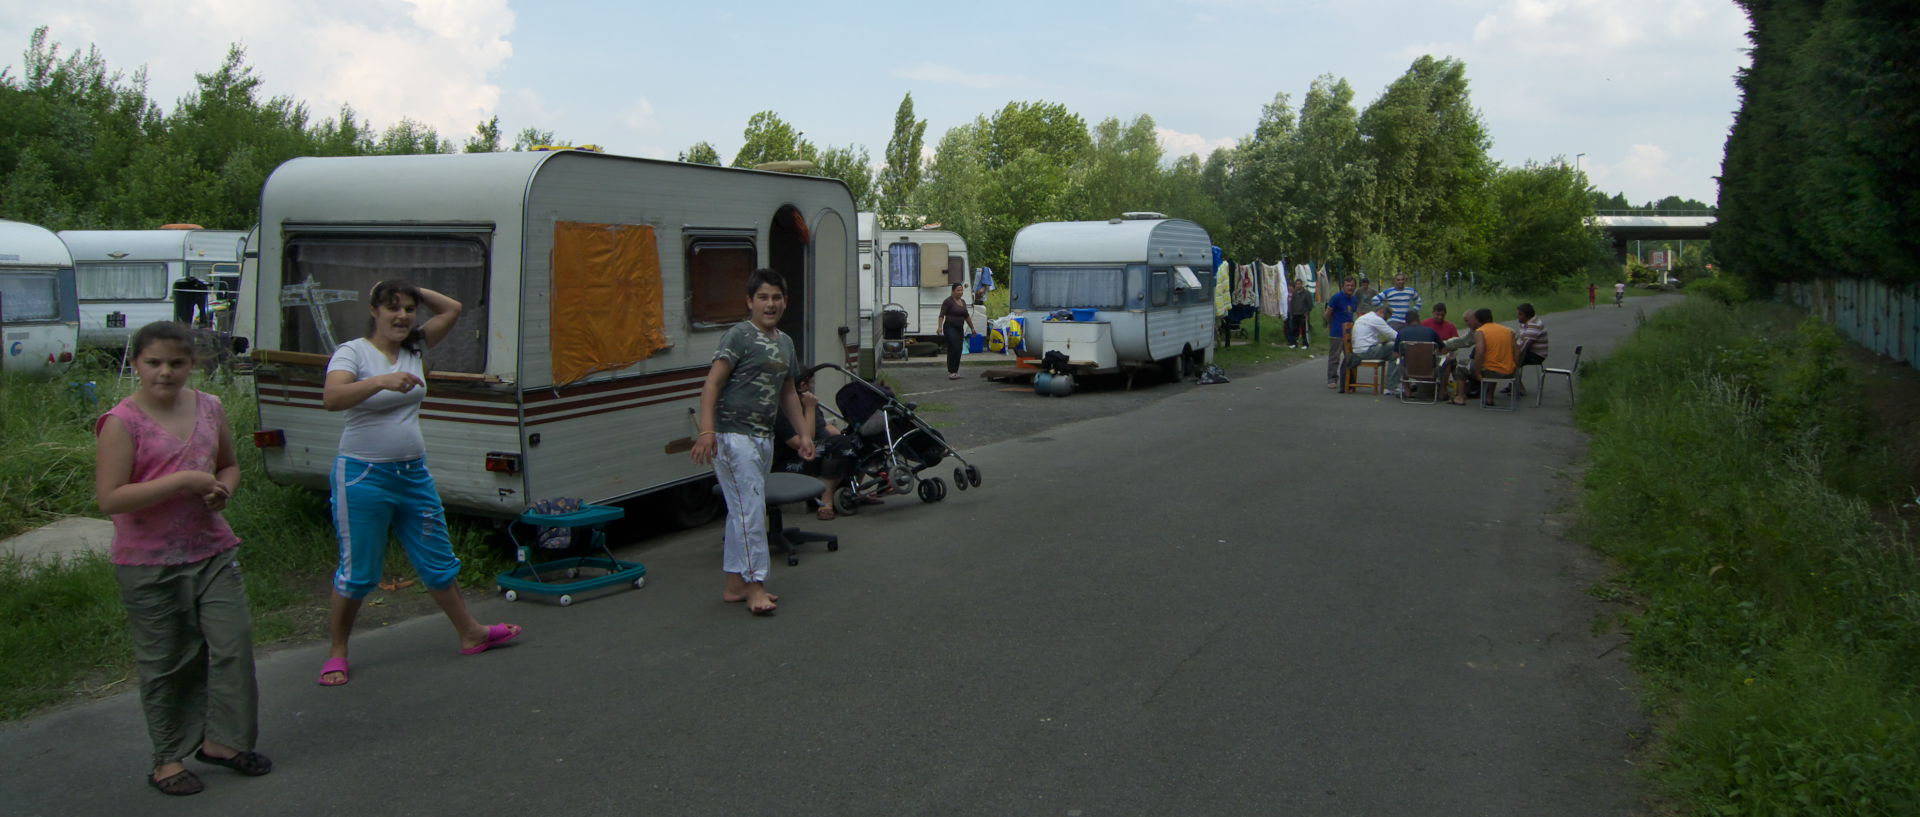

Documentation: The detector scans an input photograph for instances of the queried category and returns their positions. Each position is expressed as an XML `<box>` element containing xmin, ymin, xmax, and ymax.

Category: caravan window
<box><xmin>687</xmin><ymin>237</ymin><xmax>756</xmax><ymax>328</ymax></box>
<box><xmin>1030</xmin><ymin>267</ymin><xmax>1125</xmax><ymax>309</ymax></box>
<box><xmin>886</xmin><ymin>242</ymin><xmax>920</xmax><ymax>287</ymax></box>
<box><xmin>0</xmin><ymin>271</ymin><xmax>60</xmax><ymax>322</ymax></box>
<box><xmin>282</xmin><ymin>236</ymin><xmax>490</xmax><ymax>372</ymax></box>
<box><xmin>77</xmin><ymin>262</ymin><xmax>167</xmax><ymax>301</ymax></box>
<box><xmin>1150</xmin><ymin>270</ymin><xmax>1170</xmax><ymax>307</ymax></box>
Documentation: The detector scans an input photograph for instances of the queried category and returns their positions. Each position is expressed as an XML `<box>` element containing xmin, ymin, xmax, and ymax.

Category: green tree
<box><xmin>1290</xmin><ymin>75</ymin><xmax>1371</xmax><ymax>269</ymax></box>
<box><xmin>877</xmin><ymin>92</ymin><xmax>926</xmax><ymax>227</ymax></box>
<box><xmin>677</xmin><ymin>141</ymin><xmax>721</xmax><ymax>165</ymax></box>
<box><xmin>512</xmin><ymin>127</ymin><xmax>559</xmax><ymax>151</ymax></box>
<box><xmin>813</xmin><ymin>143</ymin><xmax>874</xmax><ymax>210</ymax></box>
<box><xmin>1484</xmin><ymin>159</ymin><xmax>1610</xmax><ymax>291</ymax></box>
<box><xmin>1228</xmin><ymin>92</ymin><xmax>1301</xmax><ymax>263</ymax></box>
<box><xmin>1357</xmin><ymin>56</ymin><xmax>1495</xmax><ymax>278</ymax></box>
<box><xmin>729</xmin><ymin>110</ymin><xmax>814</xmax><ymax>168</ymax></box>
<box><xmin>916</xmin><ymin>101</ymin><xmax>1090</xmax><ymax>273</ymax></box>
<box><xmin>1067</xmin><ymin>114</ymin><xmax>1163</xmax><ymax>220</ymax></box>
<box><xmin>373</xmin><ymin>118</ymin><xmax>449</xmax><ymax>156</ymax></box>
<box><xmin>464</xmin><ymin>116</ymin><xmax>502</xmax><ymax>153</ymax></box>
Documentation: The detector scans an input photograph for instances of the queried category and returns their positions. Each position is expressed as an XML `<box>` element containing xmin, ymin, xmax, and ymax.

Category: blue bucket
<box><xmin>968</xmin><ymin>333</ymin><xmax>985</xmax><ymax>353</ymax></box>
<box><xmin>1071</xmin><ymin>308</ymin><xmax>1097</xmax><ymax>322</ymax></box>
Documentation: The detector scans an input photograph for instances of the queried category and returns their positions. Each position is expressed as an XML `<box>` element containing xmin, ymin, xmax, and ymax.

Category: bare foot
<box><xmin>745</xmin><ymin>583</ymin><xmax>778</xmax><ymax>614</ymax></box>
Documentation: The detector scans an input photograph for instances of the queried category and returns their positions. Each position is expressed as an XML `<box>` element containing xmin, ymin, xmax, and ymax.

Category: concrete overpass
<box><xmin>1589</xmin><ymin>212</ymin><xmax>1715</xmax><ymax>263</ymax></box>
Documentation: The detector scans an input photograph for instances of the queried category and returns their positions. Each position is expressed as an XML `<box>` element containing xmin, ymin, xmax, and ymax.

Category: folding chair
<box><xmin>1397</xmin><ymin>341</ymin><xmax>1440</xmax><ymax>404</ymax></box>
<box><xmin>1536</xmin><ymin>345</ymin><xmax>1582</xmax><ymax>408</ymax></box>
<box><xmin>1480</xmin><ymin>369</ymin><xmax>1519</xmax><ymax>411</ymax></box>
<box><xmin>1342</xmin><ymin>323</ymin><xmax>1385</xmax><ymax>395</ymax></box>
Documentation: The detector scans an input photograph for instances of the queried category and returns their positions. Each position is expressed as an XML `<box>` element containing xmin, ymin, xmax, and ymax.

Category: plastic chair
<box><xmin>1397</xmin><ymin>341</ymin><xmax>1440</xmax><ymax>404</ymax></box>
<box><xmin>1536</xmin><ymin>345</ymin><xmax>1582</xmax><ymax>408</ymax></box>
<box><xmin>1513</xmin><ymin>339</ymin><xmax>1543</xmax><ymax>400</ymax></box>
<box><xmin>1479</xmin><ymin>370</ymin><xmax>1519</xmax><ymax>411</ymax></box>
<box><xmin>1342</xmin><ymin>323</ymin><xmax>1385</xmax><ymax>395</ymax></box>
<box><xmin>714</xmin><ymin>472</ymin><xmax>840</xmax><ymax>567</ymax></box>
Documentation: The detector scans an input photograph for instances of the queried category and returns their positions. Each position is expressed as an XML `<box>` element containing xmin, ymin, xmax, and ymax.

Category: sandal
<box><xmin>149</xmin><ymin>768</ymin><xmax>204</xmax><ymax>796</ymax></box>
<box><xmin>816</xmin><ymin>506</ymin><xmax>835</xmax><ymax>520</ymax></box>
<box><xmin>195</xmin><ymin>749</ymin><xmax>274</xmax><ymax>776</ymax></box>
<box><xmin>316</xmin><ymin>656</ymin><xmax>350</xmax><ymax>686</ymax></box>
<box><xmin>460</xmin><ymin>623</ymin><xmax>523</xmax><ymax>655</ymax></box>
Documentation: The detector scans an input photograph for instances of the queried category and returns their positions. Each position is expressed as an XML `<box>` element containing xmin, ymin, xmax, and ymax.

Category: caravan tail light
<box><xmin>485</xmin><ymin>452</ymin><xmax>522</xmax><ymax>474</ymax></box>
<box><xmin>252</xmin><ymin>430</ymin><xmax>286</xmax><ymax>448</ymax></box>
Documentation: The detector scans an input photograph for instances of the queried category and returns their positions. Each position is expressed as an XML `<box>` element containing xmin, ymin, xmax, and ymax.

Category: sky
<box><xmin>1</xmin><ymin>0</ymin><xmax>1751</xmax><ymax>207</ymax></box>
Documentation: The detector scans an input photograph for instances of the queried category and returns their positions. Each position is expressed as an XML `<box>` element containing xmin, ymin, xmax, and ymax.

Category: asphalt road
<box><xmin>0</xmin><ymin>298</ymin><xmax>1677</xmax><ymax>817</ymax></box>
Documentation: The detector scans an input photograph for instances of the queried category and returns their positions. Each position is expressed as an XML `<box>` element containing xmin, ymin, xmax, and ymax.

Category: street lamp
<box><xmin>1576</xmin><ymin>153</ymin><xmax>1586</xmax><ymax>174</ymax></box>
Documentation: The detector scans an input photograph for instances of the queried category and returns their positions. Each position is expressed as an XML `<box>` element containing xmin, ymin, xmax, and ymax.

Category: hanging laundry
<box><xmin>1213</xmin><ymin>259</ymin><xmax>1232</xmax><ymax>316</ymax></box>
<box><xmin>1235</xmin><ymin>264</ymin><xmax>1258</xmax><ymax>306</ymax></box>
<box><xmin>1259</xmin><ymin>262</ymin><xmax>1285</xmax><ymax>317</ymax></box>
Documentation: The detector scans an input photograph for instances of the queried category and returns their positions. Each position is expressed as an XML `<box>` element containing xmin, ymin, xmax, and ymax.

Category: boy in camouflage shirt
<box><xmin>690</xmin><ymin>269</ymin><xmax>813</xmax><ymax>614</ymax></box>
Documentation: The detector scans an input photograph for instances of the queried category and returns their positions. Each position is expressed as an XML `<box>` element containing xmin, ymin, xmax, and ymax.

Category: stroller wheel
<box><xmin>966</xmin><ymin>465</ymin><xmax>981</xmax><ymax>488</ymax></box>
<box><xmin>917</xmin><ymin>478</ymin><xmax>940</xmax><ymax>503</ymax></box>
<box><xmin>833</xmin><ymin>486</ymin><xmax>860</xmax><ymax>516</ymax></box>
<box><xmin>933</xmin><ymin>477</ymin><xmax>948</xmax><ymax>501</ymax></box>
<box><xmin>953</xmin><ymin>467</ymin><xmax>968</xmax><ymax>490</ymax></box>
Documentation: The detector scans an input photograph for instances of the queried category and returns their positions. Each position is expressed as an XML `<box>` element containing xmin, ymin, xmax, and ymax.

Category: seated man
<box><xmin>1387</xmin><ymin>308</ymin><xmax>1441</xmax><ymax>397</ymax></box>
<box><xmin>773</xmin><ymin>371</ymin><xmax>866</xmax><ymax>519</ymax></box>
<box><xmin>1343</xmin><ymin>302</ymin><xmax>1397</xmax><ymax>392</ymax></box>
<box><xmin>1451</xmin><ymin>307</ymin><xmax>1516</xmax><ymax>406</ymax></box>
<box><xmin>1514</xmin><ymin>302</ymin><xmax>1550</xmax><ymax>396</ymax></box>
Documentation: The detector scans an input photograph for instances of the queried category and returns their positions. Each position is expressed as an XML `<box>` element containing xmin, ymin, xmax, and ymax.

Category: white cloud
<box><xmin>1155</xmin><ymin>127</ymin><xmax>1237</xmax><ymax>159</ymax></box>
<box><xmin>894</xmin><ymin>61</ymin><xmax>1025</xmax><ymax>89</ymax></box>
<box><xmin>3</xmin><ymin>0</ymin><xmax>516</xmax><ymax>139</ymax></box>
<box><xmin>622</xmin><ymin>98</ymin><xmax>658</xmax><ymax>132</ymax></box>
<box><xmin>1587</xmin><ymin>143</ymin><xmax>1673</xmax><ymax>197</ymax></box>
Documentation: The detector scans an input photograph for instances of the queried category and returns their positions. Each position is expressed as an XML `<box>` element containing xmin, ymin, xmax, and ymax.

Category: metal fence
<box><xmin>1783</xmin><ymin>279</ymin><xmax>1920</xmax><ymax>370</ymax></box>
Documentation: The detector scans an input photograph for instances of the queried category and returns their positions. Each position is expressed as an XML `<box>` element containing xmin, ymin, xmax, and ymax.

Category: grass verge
<box><xmin>0</xmin><ymin>362</ymin><xmax>510</xmax><ymax>720</ymax></box>
<box><xmin>1575</xmin><ymin>296</ymin><xmax>1920</xmax><ymax>815</ymax></box>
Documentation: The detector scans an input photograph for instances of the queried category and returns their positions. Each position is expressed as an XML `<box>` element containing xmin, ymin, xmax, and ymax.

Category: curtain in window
<box><xmin>78</xmin><ymin>263</ymin><xmax>166</xmax><ymax>300</ymax></box>
<box><xmin>285</xmin><ymin>238</ymin><xmax>488</xmax><ymax>371</ymax></box>
<box><xmin>888</xmin><ymin>242</ymin><xmax>919</xmax><ymax>287</ymax></box>
<box><xmin>0</xmin><ymin>272</ymin><xmax>59</xmax><ymax>321</ymax></box>
<box><xmin>1031</xmin><ymin>267</ymin><xmax>1125</xmax><ymax>309</ymax></box>
<box><xmin>551</xmin><ymin>221</ymin><xmax>668</xmax><ymax>385</ymax></box>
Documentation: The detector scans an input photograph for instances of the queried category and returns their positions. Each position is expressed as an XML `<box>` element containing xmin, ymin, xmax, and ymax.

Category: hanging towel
<box><xmin>1260</xmin><ymin>262</ymin><xmax>1285</xmax><ymax>316</ymax></box>
<box><xmin>1235</xmin><ymin>264</ymin><xmax>1258</xmax><ymax>306</ymax></box>
<box><xmin>1213</xmin><ymin>260</ymin><xmax>1232</xmax><ymax>316</ymax></box>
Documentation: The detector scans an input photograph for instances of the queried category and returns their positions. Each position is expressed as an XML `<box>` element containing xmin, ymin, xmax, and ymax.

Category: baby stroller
<box><xmin>810</xmin><ymin>363</ymin><xmax>983</xmax><ymax>514</ymax></box>
<box><xmin>880</xmin><ymin>304</ymin><xmax>910</xmax><ymax>361</ymax></box>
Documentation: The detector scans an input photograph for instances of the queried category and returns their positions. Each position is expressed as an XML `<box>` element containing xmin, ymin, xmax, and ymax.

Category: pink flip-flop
<box><xmin>460</xmin><ymin>623</ymin><xmax>523</xmax><ymax>655</ymax></box>
<box><xmin>316</xmin><ymin>657</ymin><xmax>350</xmax><ymax>686</ymax></box>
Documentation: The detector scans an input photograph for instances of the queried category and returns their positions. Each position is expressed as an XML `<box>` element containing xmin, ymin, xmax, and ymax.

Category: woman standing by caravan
<box><xmin>316</xmin><ymin>281</ymin><xmax>520</xmax><ymax>686</ymax></box>
<box><xmin>940</xmin><ymin>283</ymin><xmax>974</xmax><ymax>380</ymax></box>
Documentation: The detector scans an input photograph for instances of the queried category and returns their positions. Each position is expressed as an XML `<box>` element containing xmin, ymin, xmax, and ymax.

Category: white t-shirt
<box><xmin>327</xmin><ymin>338</ymin><xmax>427</xmax><ymax>462</ymax></box>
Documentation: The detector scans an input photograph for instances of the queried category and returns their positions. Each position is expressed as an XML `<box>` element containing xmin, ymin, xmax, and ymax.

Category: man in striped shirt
<box><xmin>1515</xmin><ymin>302</ymin><xmax>1550</xmax><ymax>396</ymax></box>
<box><xmin>1372</xmin><ymin>273</ymin><xmax>1423</xmax><ymax>329</ymax></box>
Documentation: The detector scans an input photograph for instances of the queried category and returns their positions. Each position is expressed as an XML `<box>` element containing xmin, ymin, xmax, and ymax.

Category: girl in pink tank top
<box><xmin>95</xmin><ymin>322</ymin><xmax>270</xmax><ymax>795</ymax></box>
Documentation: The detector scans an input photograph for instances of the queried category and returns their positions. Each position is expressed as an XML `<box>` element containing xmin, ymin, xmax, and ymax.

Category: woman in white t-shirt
<box><xmin>314</xmin><ymin>280</ymin><xmax>521</xmax><ymax>687</ymax></box>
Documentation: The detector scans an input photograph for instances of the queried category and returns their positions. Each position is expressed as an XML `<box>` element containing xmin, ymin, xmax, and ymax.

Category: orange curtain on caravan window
<box><xmin>550</xmin><ymin>221</ymin><xmax>669</xmax><ymax>386</ymax></box>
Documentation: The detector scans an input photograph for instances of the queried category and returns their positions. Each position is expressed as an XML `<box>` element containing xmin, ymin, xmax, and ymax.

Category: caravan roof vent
<box><xmin>1119</xmin><ymin>212</ymin><xmax>1168</xmax><ymax>220</ymax></box>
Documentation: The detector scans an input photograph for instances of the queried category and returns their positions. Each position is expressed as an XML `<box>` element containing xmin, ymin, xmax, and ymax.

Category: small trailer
<box><xmin>0</xmin><ymin>220</ymin><xmax>80</xmax><ymax>374</ymax></box>
<box><xmin>246</xmin><ymin>149</ymin><xmax>858</xmax><ymax>521</ymax></box>
<box><xmin>58</xmin><ymin>227</ymin><xmax>247</xmax><ymax>348</ymax></box>
<box><xmin>1007</xmin><ymin>214</ymin><xmax>1217</xmax><ymax>392</ymax></box>
<box><xmin>855</xmin><ymin>214</ymin><xmax>982</xmax><ymax>344</ymax></box>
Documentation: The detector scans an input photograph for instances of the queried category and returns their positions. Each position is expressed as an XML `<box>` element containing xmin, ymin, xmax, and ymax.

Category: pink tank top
<box><xmin>95</xmin><ymin>391</ymin><xmax>241</xmax><ymax>566</ymax></box>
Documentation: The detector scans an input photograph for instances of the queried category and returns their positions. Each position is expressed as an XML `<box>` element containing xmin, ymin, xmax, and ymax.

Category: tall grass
<box><xmin>1577</xmin><ymin>297</ymin><xmax>1920</xmax><ymax>815</ymax></box>
<box><xmin>0</xmin><ymin>360</ymin><xmax>507</xmax><ymax>720</ymax></box>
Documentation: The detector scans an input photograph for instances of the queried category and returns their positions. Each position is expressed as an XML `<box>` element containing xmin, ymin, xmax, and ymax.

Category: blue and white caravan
<box><xmin>58</xmin><ymin>227</ymin><xmax>247</xmax><ymax>347</ymax></box>
<box><xmin>1008</xmin><ymin>213</ymin><xmax>1216</xmax><ymax>380</ymax></box>
<box><xmin>0</xmin><ymin>220</ymin><xmax>80</xmax><ymax>375</ymax></box>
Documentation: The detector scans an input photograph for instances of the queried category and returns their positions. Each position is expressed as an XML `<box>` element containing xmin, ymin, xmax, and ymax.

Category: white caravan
<box><xmin>247</xmin><ymin>150</ymin><xmax>857</xmax><ymax>520</ymax></box>
<box><xmin>0</xmin><ymin>220</ymin><xmax>80</xmax><ymax>374</ymax></box>
<box><xmin>58</xmin><ymin>227</ymin><xmax>247</xmax><ymax>347</ymax></box>
<box><xmin>854</xmin><ymin>214</ymin><xmax>980</xmax><ymax>342</ymax></box>
<box><xmin>1008</xmin><ymin>215</ymin><xmax>1216</xmax><ymax>377</ymax></box>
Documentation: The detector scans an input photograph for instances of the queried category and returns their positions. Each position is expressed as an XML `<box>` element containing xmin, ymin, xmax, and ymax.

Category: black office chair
<box><xmin>714</xmin><ymin>472</ymin><xmax>839</xmax><ymax>566</ymax></box>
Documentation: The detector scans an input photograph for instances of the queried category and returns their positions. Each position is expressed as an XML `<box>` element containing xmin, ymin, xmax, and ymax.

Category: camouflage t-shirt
<box><xmin>713</xmin><ymin>322</ymin><xmax>796</xmax><ymax>437</ymax></box>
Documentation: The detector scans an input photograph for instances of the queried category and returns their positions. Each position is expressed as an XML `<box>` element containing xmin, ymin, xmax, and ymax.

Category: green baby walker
<box><xmin>496</xmin><ymin>498</ymin><xmax>646</xmax><ymax>607</ymax></box>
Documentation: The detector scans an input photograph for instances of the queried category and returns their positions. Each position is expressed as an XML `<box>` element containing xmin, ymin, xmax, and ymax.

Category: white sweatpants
<box><xmin>714</xmin><ymin>432</ymin><xmax>774</xmax><ymax>583</ymax></box>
